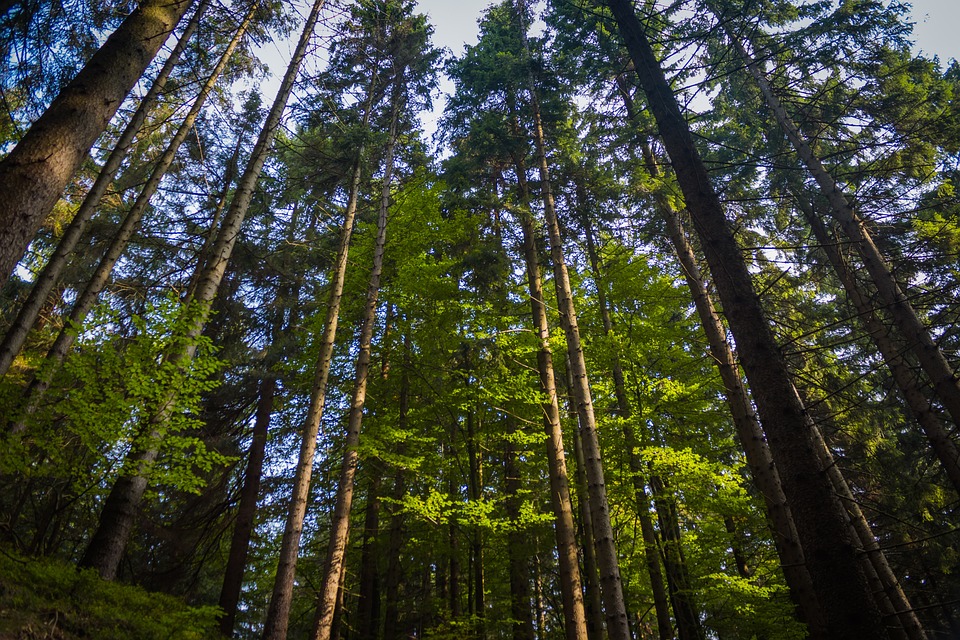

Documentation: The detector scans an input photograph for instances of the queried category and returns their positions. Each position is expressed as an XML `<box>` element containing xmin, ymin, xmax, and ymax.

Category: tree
<box><xmin>0</xmin><ymin>0</ymin><xmax>193</xmax><ymax>287</ymax></box>
<box><xmin>602</xmin><ymin>0</ymin><xmax>886</xmax><ymax>636</ymax></box>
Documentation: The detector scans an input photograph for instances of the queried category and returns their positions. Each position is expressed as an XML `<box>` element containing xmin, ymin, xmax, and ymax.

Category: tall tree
<box><xmin>0</xmin><ymin>0</ymin><xmax>193</xmax><ymax>287</ymax></box>
<box><xmin>602</xmin><ymin>1</ymin><xmax>886</xmax><ymax>637</ymax></box>
<box><xmin>77</xmin><ymin>0</ymin><xmax>324</xmax><ymax>581</ymax></box>
<box><xmin>0</xmin><ymin>0</ymin><xmax>210</xmax><ymax>379</ymax></box>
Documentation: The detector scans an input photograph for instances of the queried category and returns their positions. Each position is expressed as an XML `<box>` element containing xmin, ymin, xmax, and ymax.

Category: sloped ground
<box><xmin>0</xmin><ymin>548</ymin><xmax>219</xmax><ymax>639</ymax></box>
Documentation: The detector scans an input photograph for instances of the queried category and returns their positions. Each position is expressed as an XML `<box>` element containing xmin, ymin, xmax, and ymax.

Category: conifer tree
<box><xmin>0</xmin><ymin>0</ymin><xmax>193</xmax><ymax>287</ymax></box>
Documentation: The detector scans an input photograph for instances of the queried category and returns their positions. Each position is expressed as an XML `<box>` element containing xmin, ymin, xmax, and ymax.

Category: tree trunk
<box><xmin>580</xmin><ymin>208</ymin><xmax>674</xmax><ymax>640</ymax></box>
<box><xmin>218</xmin><ymin>372</ymin><xmax>275</xmax><ymax>636</ymax></box>
<box><xmin>0</xmin><ymin>0</ymin><xmax>193</xmax><ymax>287</ymax></box>
<box><xmin>605</xmin><ymin>2</ymin><xmax>885</xmax><ymax>637</ymax></box>
<box><xmin>649</xmin><ymin>475</ymin><xmax>705</xmax><ymax>640</ymax></box>
<box><xmin>612</xmin><ymin>72</ymin><xmax>824</xmax><ymax>634</ymax></box>
<box><xmin>564</xmin><ymin>360</ymin><xmax>605</xmax><ymax>640</ymax></box>
<box><xmin>808</xmin><ymin>411</ymin><xmax>923</xmax><ymax>639</ymax></box>
<box><xmin>258</xmin><ymin>12</ymin><xmax>373</xmax><ymax>632</ymax></box>
<box><xmin>356</xmin><ymin>471</ymin><xmax>383</xmax><ymax>640</ymax></box>
<box><xmin>795</xmin><ymin>193</ymin><xmax>960</xmax><ymax>495</ymax></box>
<box><xmin>383</xmin><ymin>337</ymin><xmax>410</xmax><ymax>640</ymax></box>
<box><xmin>728</xmin><ymin>30</ymin><xmax>960</xmax><ymax>432</ymax></box>
<box><xmin>9</xmin><ymin>1</ymin><xmax>256</xmax><ymax>434</ymax></box>
<box><xmin>466</xmin><ymin>410</ymin><xmax>485</xmax><ymax>625</ymax></box>
<box><xmin>519</xmin><ymin>29</ymin><xmax>631</xmax><ymax>640</ymax></box>
<box><xmin>311</xmin><ymin>88</ymin><xmax>399</xmax><ymax>640</ymax></box>
<box><xmin>504</xmin><ymin>416</ymin><xmax>536</xmax><ymax>640</ymax></box>
<box><xmin>78</xmin><ymin>0</ymin><xmax>321</xmax><ymax>585</ymax></box>
<box><xmin>509</xmin><ymin>154</ymin><xmax>589</xmax><ymax>640</ymax></box>
<box><xmin>0</xmin><ymin>0</ymin><xmax>209</xmax><ymax>379</ymax></box>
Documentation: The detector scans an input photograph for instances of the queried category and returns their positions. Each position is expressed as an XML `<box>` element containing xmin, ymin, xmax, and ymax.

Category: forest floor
<box><xmin>0</xmin><ymin>548</ymin><xmax>219</xmax><ymax>639</ymax></box>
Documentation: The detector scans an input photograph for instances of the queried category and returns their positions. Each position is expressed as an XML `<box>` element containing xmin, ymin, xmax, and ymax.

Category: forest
<box><xmin>0</xmin><ymin>0</ymin><xmax>958</xmax><ymax>638</ymax></box>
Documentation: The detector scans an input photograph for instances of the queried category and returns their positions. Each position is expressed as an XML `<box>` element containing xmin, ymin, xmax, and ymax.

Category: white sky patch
<box><xmin>249</xmin><ymin>0</ymin><xmax>958</xmax><ymax>150</ymax></box>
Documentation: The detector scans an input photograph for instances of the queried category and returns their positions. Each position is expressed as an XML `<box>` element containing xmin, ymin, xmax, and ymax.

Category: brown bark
<box><xmin>649</xmin><ymin>476</ymin><xmax>705</xmax><ymax>640</ymax></box>
<box><xmin>79</xmin><ymin>0</ymin><xmax>317</xmax><ymax>588</ymax></box>
<box><xmin>505</xmin><ymin>417</ymin><xmax>537</xmax><ymax>640</ymax></box>
<box><xmin>9</xmin><ymin>1</ymin><xmax>257</xmax><ymax>434</ymax></box>
<box><xmin>259</xmin><ymin>10</ymin><xmax>370</xmax><ymax>631</ymax></box>
<box><xmin>796</xmin><ymin>194</ymin><xmax>960</xmax><ymax>495</ymax></box>
<box><xmin>509</xmin><ymin>154</ymin><xmax>589</xmax><ymax>640</ymax></box>
<box><xmin>356</xmin><ymin>471</ymin><xmax>383</xmax><ymax>640</ymax></box>
<box><xmin>311</xmin><ymin>88</ymin><xmax>399</xmax><ymax>640</ymax></box>
<box><xmin>605</xmin><ymin>2</ymin><xmax>885</xmax><ymax>637</ymax></box>
<box><xmin>0</xmin><ymin>0</ymin><xmax>193</xmax><ymax>287</ymax></box>
<box><xmin>0</xmin><ymin>0</ymin><xmax>209</xmax><ymax>379</ymax></box>
<box><xmin>580</xmin><ymin>210</ymin><xmax>673</xmax><ymax>640</ymax></box>
<box><xmin>728</xmin><ymin>31</ymin><xmax>960</xmax><ymax>432</ymax></box>
<box><xmin>466</xmin><ymin>410</ymin><xmax>485</xmax><ymax>623</ymax></box>
<box><xmin>383</xmin><ymin>338</ymin><xmax>410</xmax><ymax>640</ymax></box>
<box><xmin>218</xmin><ymin>373</ymin><xmax>275</xmax><ymax>636</ymax></box>
<box><xmin>564</xmin><ymin>360</ymin><xmax>605</xmax><ymax>640</ymax></box>
<box><xmin>613</xmin><ymin>70</ymin><xmax>824</xmax><ymax>633</ymax></box>
<box><xmin>521</xmin><ymin>47</ymin><xmax>631</xmax><ymax>640</ymax></box>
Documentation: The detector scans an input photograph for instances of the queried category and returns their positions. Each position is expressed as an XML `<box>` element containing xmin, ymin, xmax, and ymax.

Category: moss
<box><xmin>0</xmin><ymin>549</ymin><xmax>219</xmax><ymax>640</ymax></box>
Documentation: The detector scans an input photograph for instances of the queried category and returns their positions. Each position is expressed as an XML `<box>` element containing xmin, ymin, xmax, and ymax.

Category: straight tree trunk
<box><xmin>649</xmin><ymin>475</ymin><xmax>705</xmax><ymax>640</ymax></box>
<box><xmin>466</xmin><ymin>410</ymin><xmax>485</xmax><ymax>625</ymax></box>
<box><xmin>504</xmin><ymin>416</ymin><xmax>537</xmax><ymax>640</ymax></box>
<box><xmin>795</xmin><ymin>193</ymin><xmax>960</xmax><ymax>494</ymax></box>
<box><xmin>604</xmin><ymin>2</ymin><xmax>886</xmax><ymax>637</ymax></box>
<box><xmin>259</xmin><ymin>31</ymin><xmax>372</xmax><ymax>637</ymax></box>
<box><xmin>612</xmin><ymin>74</ymin><xmax>823</xmax><ymax>632</ymax></box>
<box><xmin>727</xmin><ymin>30</ymin><xmax>960</xmax><ymax>431</ymax></box>
<box><xmin>659</xmin><ymin>205</ymin><xmax>823</xmax><ymax>628</ymax></box>
<box><xmin>580</xmin><ymin>209</ymin><xmax>674</xmax><ymax>640</ymax></box>
<box><xmin>508</xmin><ymin>155</ymin><xmax>589</xmax><ymax>640</ymax></box>
<box><xmin>218</xmin><ymin>372</ymin><xmax>275</xmax><ymax>636</ymax></box>
<box><xmin>518</xmin><ymin>26</ymin><xmax>631</xmax><ymax>639</ymax></box>
<box><xmin>9</xmin><ymin>1</ymin><xmax>257</xmax><ymax>434</ymax></box>
<box><xmin>0</xmin><ymin>0</ymin><xmax>193</xmax><ymax>287</ymax></box>
<box><xmin>311</xmin><ymin>90</ymin><xmax>400</xmax><ymax>640</ymax></box>
<box><xmin>78</xmin><ymin>0</ymin><xmax>322</xmax><ymax>583</ymax></box>
<box><xmin>218</xmin><ymin>203</ymin><xmax>302</xmax><ymax>636</ymax></box>
<box><xmin>807</xmin><ymin>406</ymin><xmax>924</xmax><ymax>639</ymax></box>
<box><xmin>383</xmin><ymin>338</ymin><xmax>410</xmax><ymax>640</ymax></box>
<box><xmin>356</xmin><ymin>471</ymin><xmax>383</xmax><ymax>640</ymax></box>
<box><xmin>564</xmin><ymin>359</ymin><xmax>605</xmax><ymax>640</ymax></box>
<box><xmin>0</xmin><ymin>0</ymin><xmax>209</xmax><ymax>379</ymax></box>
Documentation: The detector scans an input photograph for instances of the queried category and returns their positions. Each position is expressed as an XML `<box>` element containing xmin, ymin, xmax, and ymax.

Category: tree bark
<box><xmin>604</xmin><ymin>2</ymin><xmax>885</xmax><ymax>637</ymax></box>
<box><xmin>383</xmin><ymin>337</ymin><xmax>410</xmax><ymax>640</ymax></box>
<box><xmin>612</xmin><ymin>71</ymin><xmax>824</xmax><ymax>634</ymax></box>
<box><xmin>78</xmin><ymin>0</ymin><xmax>320</xmax><ymax>584</ymax></box>
<box><xmin>728</xmin><ymin>30</ymin><xmax>960</xmax><ymax>432</ymax></box>
<box><xmin>504</xmin><ymin>416</ymin><xmax>537</xmax><ymax>640</ymax></box>
<box><xmin>218</xmin><ymin>372</ymin><xmax>275</xmax><ymax>636</ymax></box>
<box><xmin>258</xmin><ymin>11</ymin><xmax>373</xmax><ymax>632</ymax></box>
<box><xmin>563</xmin><ymin>357</ymin><xmax>605</xmax><ymax>640</ymax></box>
<box><xmin>795</xmin><ymin>192</ymin><xmax>960</xmax><ymax>495</ymax></box>
<box><xmin>0</xmin><ymin>0</ymin><xmax>209</xmax><ymax>379</ymax></box>
<box><xmin>0</xmin><ymin>0</ymin><xmax>193</xmax><ymax>287</ymax></box>
<box><xmin>356</xmin><ymin>470</ymin><xmax>383</xmax><ymax>640</ymax></box>
<box><xmin>465</xmin><ymin>410</ymin><xmax>485</xmax><ymax>624</ymax></box>
<box><xmin>519</xmin><ymin>32</ymin><xmax>631</xmax><ymax>640</ymax></box>
<box><xmin>580</xmin><ymin>209</ymin><xmax>674</xmax><ymax>640</ymax></box>
<box><xmin>9</xmin><ymin>1</ymin><xmax>256</xmax><ymax>434</ymax></box>
<box><xmin>509</xmin><ymin>154</ymin><xmax>589</xmax><ymax>640</ymax></box>
<box><xmin>649</xmin><ymin>475</ymin><xmax>705</xmax><ymax>640</ymax></box>
<box><xmin>311</xmin><ymin>87</ymin><xmax>399</xmax><ymax>640</ymax></box>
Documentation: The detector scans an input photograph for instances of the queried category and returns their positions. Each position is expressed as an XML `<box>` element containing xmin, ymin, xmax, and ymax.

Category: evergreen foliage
<box><xmin>1</xmin><ymin>0</ymin><xmax>958</xmax><ymax>638</ymax></box>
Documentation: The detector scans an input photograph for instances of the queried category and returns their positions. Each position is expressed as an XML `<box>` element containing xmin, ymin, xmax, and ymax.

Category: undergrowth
<box><xmin>0</xmin><ymin>548</ymin><xmax>219</xmax><ymax>639</ymax></box>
